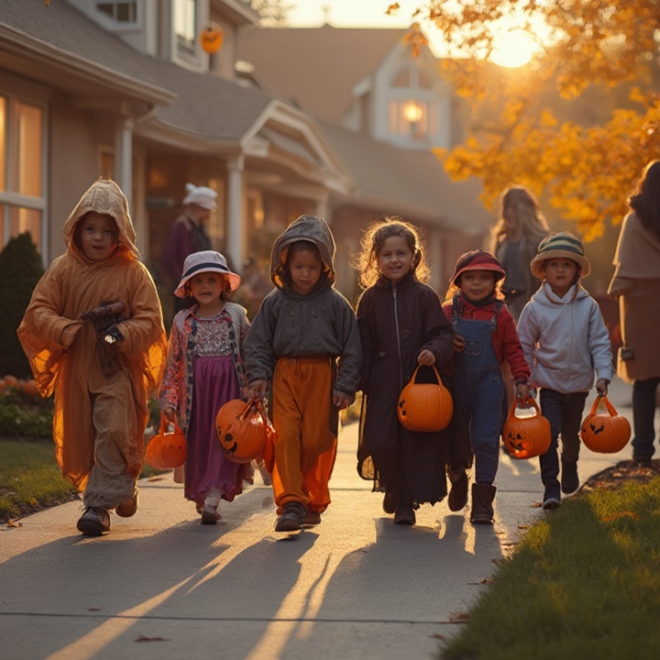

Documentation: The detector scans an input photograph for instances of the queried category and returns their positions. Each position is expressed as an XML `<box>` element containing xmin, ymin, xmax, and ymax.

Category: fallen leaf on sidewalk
<box><xmin>6</xmin><ymin>520</ymin><xmax>22</xmax><ymax>528</ymax></box>
<box><xmin>430</xmin><ymin>633</ymin><xmax>446</xmax><ymax>640</ymax></box>
<box><xmin>467</xmin><ymin>578</ymin><xmax>492</xmax><ymax>585</ymax></box>
<box><xmin>148</xmin><ymin>475</ymin><xmax>165</xmax><ymax>482</ymax></box>
<box><xmin>518</xmin><ymin>524</ymin><xmax>529</xmax><ymax>529</ymax></box>
<box><xmin>448</xmin><ymin>612</ymin><xmax>469</xmax><ymax>623</ymax></box>
<box><xmin>135</xmin><ymin>635</ymin><xmax>170</xmax><ymax>643</ymax></box>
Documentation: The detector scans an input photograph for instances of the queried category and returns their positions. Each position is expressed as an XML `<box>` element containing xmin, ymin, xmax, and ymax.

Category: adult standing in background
<box><xmin>489</xmin><ymin>186</ymin><xmax>550</xmax><ymax>322</ymax></box>
<box><xmin>608</xmin><ymin>161</ymin><xmax>660</xmax><ymax>466</ymax></box>
<box><xmin>161</xmin><ymin>183</ymin><xmax>216</xmax><ymax>314</ymax></box>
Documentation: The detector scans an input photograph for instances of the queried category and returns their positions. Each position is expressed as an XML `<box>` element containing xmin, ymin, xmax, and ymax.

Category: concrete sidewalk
<box><xmin>0</xmin><ymin>378</ymin><xmax>635</xmax><ymax>660</ymax></box>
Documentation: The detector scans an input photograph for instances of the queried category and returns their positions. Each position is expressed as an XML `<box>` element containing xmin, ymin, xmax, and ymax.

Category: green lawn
<box><xmin>440</xmin><ymin>475</ymin><xmax>660</xmax><ymax>660</ymax></box>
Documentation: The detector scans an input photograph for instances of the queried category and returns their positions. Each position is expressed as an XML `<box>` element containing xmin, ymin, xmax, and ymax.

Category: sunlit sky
<box><xmin>285</xmin><ymin>0</ymin><xmax>541</xmax><ymax>68</ymax></box>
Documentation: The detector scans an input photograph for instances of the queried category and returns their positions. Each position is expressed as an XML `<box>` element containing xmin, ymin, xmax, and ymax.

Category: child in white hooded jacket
<box><xmin>518</xmin><ymin>232</ymin><xmax>613</xmax><ymax>510</ymax></box>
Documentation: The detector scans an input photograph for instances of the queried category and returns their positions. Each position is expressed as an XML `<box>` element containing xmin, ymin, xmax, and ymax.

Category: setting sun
<box><xmin>489</xmin><ymin>28</ymin><xmax>537</xmax><ymax>68</ymax></box>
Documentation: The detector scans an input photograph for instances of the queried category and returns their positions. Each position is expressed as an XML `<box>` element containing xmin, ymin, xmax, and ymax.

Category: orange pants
<box><xmin>271</xmin><ymin>357</ymin><xmax>337</xmax><ymax>513</ymax></box>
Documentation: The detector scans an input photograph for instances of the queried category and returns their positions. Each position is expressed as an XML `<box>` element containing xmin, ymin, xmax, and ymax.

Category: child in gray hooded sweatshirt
<box><xmin>518</xmin><ymin>232</ymin><xmax>613</xmax><ymax>510</ymax></box>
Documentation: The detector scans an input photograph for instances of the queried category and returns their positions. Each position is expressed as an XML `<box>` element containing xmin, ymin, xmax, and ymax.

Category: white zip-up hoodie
<box><xmin>518</xmin><ymin>282</ymin><xmax>613</xmax><ymax>393</ymax></box>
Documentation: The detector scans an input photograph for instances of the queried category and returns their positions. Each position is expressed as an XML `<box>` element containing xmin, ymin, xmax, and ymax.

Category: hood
<box><xmin>63</xmin><ymin>179</ymin><xmax>140</xmax><ymax>263</ymax></box>
<box><xmin>533</xmin><ymin>282</ymin><xmax>589</xmax><ymax>306</ymax></box>
<box><xmin>270</xmin><ymin>215</ymin><xmax>336</xmax><ymax>290</ymax></box>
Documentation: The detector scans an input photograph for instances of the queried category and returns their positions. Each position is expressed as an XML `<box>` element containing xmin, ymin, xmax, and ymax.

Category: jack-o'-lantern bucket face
<box><xmin>200</xmin><ymin>26</ymin><xmax>224</xmax><ymax>54</ymax></box>
<box><xmin>397</xmin><ymin>366</ymin><xmax>453</xmax><ymax>433</ymax></box>
<box><xmin>580</xmin><ymin>395</ymin><xmax>631</xmax><ymax>453</ymax></box>
<box><xmin>216</xmin><ymin>398</ymin><xmax>266</xmax><ymax>463</ymax></box>
<box><xmin>503</xmin><ymin>398</ymin><xmax>551</xmax><ymax>460</ymax></box>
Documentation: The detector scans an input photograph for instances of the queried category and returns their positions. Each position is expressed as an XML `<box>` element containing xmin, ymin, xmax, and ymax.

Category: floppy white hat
<box><xmin>182</xmin><ymin>183</ymin><xmax>217</xmax><ymax>211</ymax></box>
<box><xmin>175</xmin><ymin>250</ymin><xmax>241</xmax><ymax>297</ymax></box>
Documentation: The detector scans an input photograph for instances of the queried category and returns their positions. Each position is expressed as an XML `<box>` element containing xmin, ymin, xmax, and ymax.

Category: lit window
<box><xmin>0</xmin><ymin>94</ymin><xmax>46</xmax><ymax>255</ymax></box>
<box><xmin>175</xmin><ymin>0</ymin><xmax>197</xmax><ymax>56</ymax></box>
<box><xmin>96</xmin><ymin>2</ymin><xmax>138</xmax><ymax>24</ymax></box>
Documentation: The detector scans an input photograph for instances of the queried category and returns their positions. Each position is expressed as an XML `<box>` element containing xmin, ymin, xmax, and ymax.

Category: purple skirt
<box><xmin>185</xmin><ymin>356</ymin><xmax>245</xmax><ymax>504</ymax></box>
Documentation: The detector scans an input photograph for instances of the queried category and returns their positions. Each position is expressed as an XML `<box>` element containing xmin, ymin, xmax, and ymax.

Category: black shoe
<box><xmin>382</xmin><ymin>492</ymin><xmax>396</xmax><ymax>514</ymax></box>
<box><xmin>303</xmin><ymin>509</ymin><xmax>321</xmax><ymax>526</ymax></box>
<box><xmin>561</xmin><ymin>461</ymin><xmax>579</xmax><ymax>494</ymax></box>
<box><xmin>470</xmin><ymin>483</ymin><xmax>496</xmax><ymax>524</ymax></box>
<box><xmin>200</xmin><ymin>507</ymin><xmax>220</xmax><ymax>525</ymax></box>
<box><xmin>393</xmin><ymin>505</ymin><xmax>416</xmax><ymax>525</ymax></box>
<box><xmin>542</xmin><ymin>483</ymin><xmax>561</xmax><ymax>510</ymax></box>
<box><xmin>76</xmin><ymin>507</ymin><xmax>110</xmax><ymax>536</ymax></box>
<box><xmin>275</xmin><ymin>502</ymin><xmax>305</xmax><ymax>532</ymax></box>
<box><xmin>448</xmin><ymin>471</ymin><xmax>469</xmax><ymax>511</ymax></box>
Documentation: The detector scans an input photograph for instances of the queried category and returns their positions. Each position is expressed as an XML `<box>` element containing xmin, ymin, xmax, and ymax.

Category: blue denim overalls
<box><xmin>451</xmin><ymin>298</ymin><xmax>506</xmax><ymax>484</ymax></box>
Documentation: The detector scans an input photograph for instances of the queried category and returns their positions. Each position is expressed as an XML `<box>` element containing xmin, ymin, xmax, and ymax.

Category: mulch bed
<box><xmin>579</xmin><ymin>459</ymin><xmax>660</xmax><ymax>494</ymax></box>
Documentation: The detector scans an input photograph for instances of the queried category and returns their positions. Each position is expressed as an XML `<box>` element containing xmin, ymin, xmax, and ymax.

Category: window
<box><xmin>0</xmin><ymin>94</ymin><xmax>46</xmax><ymax>256</ymax></box>
<box><xmin>387</xmin><ymin>64</ymin><xmax>439</xmax><ymax>141</ymax></box>
<box><xmin>174</xmin><ymin>0</ymin><xmax>197</xmax><ymax>57</ymax></box>
<box><xmin>95</xmin><ymin>2</ymin><xmax>138</xmax><ymax>25</ymax></box>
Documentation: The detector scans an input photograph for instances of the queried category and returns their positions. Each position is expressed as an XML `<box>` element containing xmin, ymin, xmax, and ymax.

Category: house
<box><xmin>0</xmin><ymin>0</ymin><xmax>491</xmax><ymax>312</ymax></box>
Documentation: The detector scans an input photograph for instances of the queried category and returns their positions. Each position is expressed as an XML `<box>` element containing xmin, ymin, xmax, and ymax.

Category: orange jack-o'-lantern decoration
<box><xmin>503</xmin><ymin>397</ymin><xmax>551</xmax><ymax>459</ymax></box>
<box><xmin>397</xmin><ymin>366</ymin><xmax>453</xmax><ymax>433</ymax></box>
<box><xmin>216</xmin><ymin>397</ymin><xmax>267</xmax><ymax>463</ymax></box>
<box><xmin>200</xmin><ymin>25</ymin><xmax>224</xmax><ymax>54</ymax></box>
<box><xmin>146</xmin><ymin>415</ymin><xmax>186</xmax><ymax>469</ymax></box>
<box><xmin>580</xmin><ymin>395</ymin><xmax>631</xmax><ymax>453</ymax></box>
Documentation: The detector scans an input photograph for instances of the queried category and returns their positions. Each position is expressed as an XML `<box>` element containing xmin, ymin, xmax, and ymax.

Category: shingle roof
<box><xmin>237</xmin><ymin>24</ymin><xmax>409</xmax><ymax>121</ymax></box>
<box><xmin>319</xmin><ymin>121</ymin><xmax>491</xmax><ymax>234</ymax></box>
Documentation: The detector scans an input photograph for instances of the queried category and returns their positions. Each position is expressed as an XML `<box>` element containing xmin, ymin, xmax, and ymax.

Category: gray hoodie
<box><xmin>518</xmin><ymin>282</ymin><xmax>613</xmax><ymax>393</ymax></box>
<box><xmin>243</xmin><ymin>215</ymin><xmax>361</xmax><ymax>397</ymax></box>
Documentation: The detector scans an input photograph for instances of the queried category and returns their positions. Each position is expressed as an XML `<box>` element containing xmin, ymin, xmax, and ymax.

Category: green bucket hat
<box><xmin>530</xmin><ymin>232</ymin><xmax>591</xmax><ymax>279</ymax></box>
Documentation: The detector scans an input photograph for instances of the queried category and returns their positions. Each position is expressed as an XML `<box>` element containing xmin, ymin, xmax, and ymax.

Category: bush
<box><xmin>0</xmin><ymin>232</ymin><xmax>44</xmax><ymax>378</ymax></box>
<box><xmin>0</xmin><ymin>389</ymin><xmax>53</xmax><ymax>438</ymax></box>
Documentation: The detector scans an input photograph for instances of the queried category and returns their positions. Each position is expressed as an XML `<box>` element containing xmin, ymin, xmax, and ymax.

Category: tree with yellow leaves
<box><xmin>392</xmin><ymin>1</ymin><xmax>660</xmax><ymax>239</ymax></box>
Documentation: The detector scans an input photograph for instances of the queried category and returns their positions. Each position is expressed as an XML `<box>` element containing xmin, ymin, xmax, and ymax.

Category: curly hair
<box><xmin>352</xmin><ymin>217</ymin><xmax>429</xmax><ymax>289</ymax></box>
<box><xmin>489</xmin><ymin>186</ymin><xmax>550</xmax><ymax>253</ymax></box>
<box><xmin>628</xmin><ymin>161</ymin><xmax>660</xmax><ymax>242</ymax></box>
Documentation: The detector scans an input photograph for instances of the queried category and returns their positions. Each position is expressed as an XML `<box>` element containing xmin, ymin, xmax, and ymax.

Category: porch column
<box><xmin>226</xmin><ymin>155</ymin><xmax>244</xmax><ymax>270</ymax></box>
<box><xmin>315</xmin><ymin>194</ymin><xmax>330</xmax><ymax>222</ymax></box>
<box><xmin>113</xmin><ymin>116</ymin><xmax>134</xmax><ymax>208</ymax></box>
<box><xmin>429</xmin><ymin>229</ymin><xmax>443</xmax><ymax>291</ymax></box>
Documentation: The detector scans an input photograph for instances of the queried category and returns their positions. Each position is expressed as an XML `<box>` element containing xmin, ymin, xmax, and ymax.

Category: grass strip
<box><xmin>441</xmin><ymin>477</ymin><xmax>660</xmax><ymax>660</ymax></box>
<box><xmin>0</xmin><ymin>438</ymin><xmax>76</xmax><ymax>521</ymax></box>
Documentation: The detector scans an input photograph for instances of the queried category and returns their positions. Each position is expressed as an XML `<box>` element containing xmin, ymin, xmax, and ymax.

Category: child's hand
<box><xmin>515</xmin><ymin>382</ymin><xmax>530</xmax><ymax>402</ymax></box>
<box><xmin>453</xmin><ymin>334</ymin><xmax>466</xmax><ymax>352</ymax></box>
<box><xmin>61</xmin><ymin>322</ymin><xmax>82</xmax><ymax>349</ymax></box>
<box><xmin>162</xmin><ymin>407</ymin><xmax>176</xmax><ymax>422</ymax></box>
<box><xmin>417</xmin><ymin>349</ymin><xmax>436</xmax><ymax>366</ymax></box>
<box><xmin>249</xmin><ymin>379</ymin><xmax>269</xmax><ymax>399</ymax></box>
<box><xmin>333</xmin><ymin>389</ymin><xmax>353</xmax><ymax>410</ymax></box>
<box><xmin>596</xmin><ymin>379</ymin><xmax>609</xmax><ymax>397</ymax></box>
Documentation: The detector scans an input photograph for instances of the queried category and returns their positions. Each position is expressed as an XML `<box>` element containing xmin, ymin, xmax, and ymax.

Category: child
<box><xmin>518</xmin><ymin>233</ymin><xmax>613</xmax><ymax>508</ymax></box>
<box><xmin>355</xmin><ymin>218</ymin><xmax>471</xmax><ymax>526</ymax></box>
<box><xmin>17</xmin><ymin>179</ymin><xmax>167</xmax><ymax>536</ymax></box>
<box><xmin>159</xmin><ymin>250</ymin><xmax>251</xmax><ymax>524</ymax></box>
<box><xmin>443</xmin><ymin>250</ymin><xmax>530</xmax><ymax>524</ymax></box>
<box><xmin>243</xmin><ymin>215</ymin><xmax>361</xmax><ymax>532</ymax></box>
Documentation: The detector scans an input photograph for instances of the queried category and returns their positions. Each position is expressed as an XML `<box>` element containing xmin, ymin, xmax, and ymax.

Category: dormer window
<box><xmin>95</xmin><ymin>2</ymin><xmax>138</xmax><ymax>25</ymax></box>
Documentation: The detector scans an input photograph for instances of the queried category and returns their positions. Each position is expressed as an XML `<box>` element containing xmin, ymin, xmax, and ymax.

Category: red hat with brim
<box><xmin>451</xmin><ymin>250</ymin><xmax>506</xmax><ymax>286</ymax></box>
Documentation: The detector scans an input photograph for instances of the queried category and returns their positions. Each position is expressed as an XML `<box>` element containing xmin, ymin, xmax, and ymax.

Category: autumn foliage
<box><xmin>395</xmin><ymin>1</ymin><xmax>660</xmax><ymax>239</ymax></box>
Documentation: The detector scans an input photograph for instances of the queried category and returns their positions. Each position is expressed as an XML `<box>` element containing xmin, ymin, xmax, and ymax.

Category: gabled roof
<box><xmin>319</xmin><ymin>121</ymin><xmax>491</xmax><ymax>235</ymax></box>
<box><xmin>0</xmin><ymin>0</ymin><xmax>174</xmax><ymax>104</ymax></box>
<box><xmin>237</xmin><ymin>24</ymin><xmax>409</xmax><ymax>121</ymax></box>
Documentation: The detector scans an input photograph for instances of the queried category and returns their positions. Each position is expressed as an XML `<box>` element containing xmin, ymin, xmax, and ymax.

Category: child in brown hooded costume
<box><xmin>243</xmin><ymin>215</ymin><xmax>362</xmax><ymax>532</ymax></box>
<box><xmin>18</xmin><ymin>179</ymin><xmax>167</xmax><ymax>536</ymax></box>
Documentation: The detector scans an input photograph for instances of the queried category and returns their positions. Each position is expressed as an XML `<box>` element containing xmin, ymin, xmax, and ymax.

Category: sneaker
<box><xmin>448</xmin><ymin>470</ymin><xmax>469</xmax><ymax>512</ymax></box>
<box><xmin>393</xmin><ymin>504</ymin><xmax>416</xmax><ymax>526</ymax></box>
<box><xmin>382</xmin><ymin>491</ymin><xmax>396</xmax><ymax>514</ymax></box>
<box><xmin>115</xmin><ymin>493</ymin><xmax>138</xmax><ymax>518</ymax></box>
<box><xmin>542</xmin><ymin>497</ymin><xmax>561</xmax><ymax>510</ymax></box>
<box><xmin>303</xmin><ymin>509</ymin><xmax>321</xmax><ymax>526</ymax></box>
<box><xmin>201</xmin><ymin>507</ymin><xmax>220</xmax><ymax>525</ymax></box>
<box><xmin>274</xmin><ymin>502</ymin><xmax>305</xmax><ymax>532</ymax></box>
<box><xmin>76</xmin><ymin>507</ymin><xmax>111</xmax><ymax>536</ymax></box>
<box><xmin>561</xmin><ymin>462</ymin><xmax>579</xmax><ymax>494</ymax></box>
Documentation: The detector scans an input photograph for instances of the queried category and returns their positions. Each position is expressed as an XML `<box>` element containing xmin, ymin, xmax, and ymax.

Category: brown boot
<box><xmin>448</xmin><ymin>470</ymin><xmax>469</xmax><ymax>511</ymax></box>
<box><xmin>470</xmin><ymin>483</ymin><xmax>496</xmax><ymax>524</ymax></box>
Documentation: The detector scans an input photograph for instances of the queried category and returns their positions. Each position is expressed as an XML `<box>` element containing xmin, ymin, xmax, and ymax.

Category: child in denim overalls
<box><xmin>443</xmin><ymin>250</ymin><xmax>530</xmax><ymax>524</ymax></box>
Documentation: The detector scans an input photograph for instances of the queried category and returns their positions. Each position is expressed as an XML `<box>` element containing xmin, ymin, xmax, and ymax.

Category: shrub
<box><xmin>0</xmin><ymin>232</ymin><xmax>44</xmax><ymax>378</ymax></box>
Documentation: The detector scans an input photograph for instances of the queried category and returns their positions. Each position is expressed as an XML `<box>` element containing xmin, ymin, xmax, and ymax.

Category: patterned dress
<box><xmin>159</xmin><ymin>303</ymin><xmax>250</xmax><ymax>505</ymax></box>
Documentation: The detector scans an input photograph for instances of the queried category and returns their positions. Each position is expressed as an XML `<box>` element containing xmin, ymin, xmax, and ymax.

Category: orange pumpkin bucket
<box><xmin>580</xmin><ymin>395</ymin><xmax>631</xmax><ymax>453</ymax></box>
<box><xmin>397</xmin><ymin>365</ymin><xmax>453</xmax><ymax>433</ymax></box>
<box><xmin>503</xmin><ymin>397</ymin><xmax>551</xmax><ymax>459</ymax></box>
<box><xmin>216</xmin><ymin>397</ymin><xmax>267</xmax><ymax>464</ymax></box>
<box><xmin>145</xmin><ymin>415</ymin><xmax>186</xmax><ymax>469</ymax></box>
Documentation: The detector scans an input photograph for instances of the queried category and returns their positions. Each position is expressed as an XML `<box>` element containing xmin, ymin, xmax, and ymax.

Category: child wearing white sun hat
<box><xmin>518</xmin><ymin>232</ymin><xmax>613</xmax><ymax>510</ymax></box>
<box><xmin>160</xmin><ymin>250</ymin><xmax>251</xmax><ymax>525</ymax></box>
